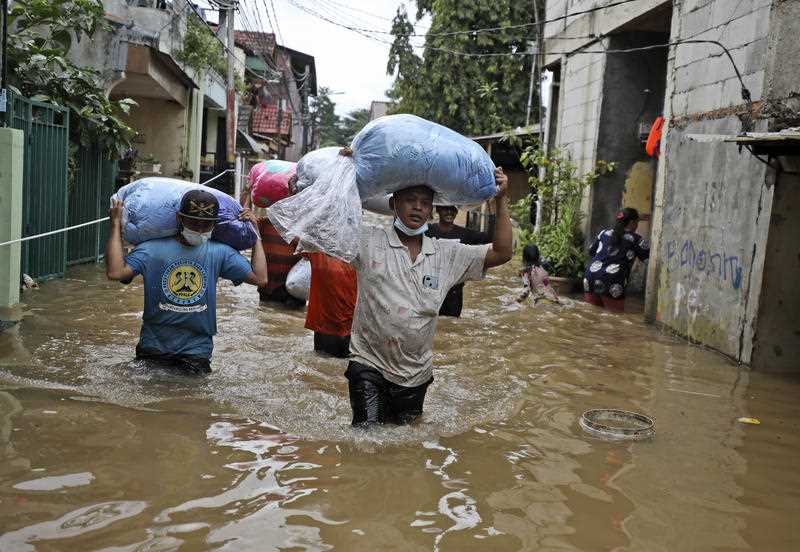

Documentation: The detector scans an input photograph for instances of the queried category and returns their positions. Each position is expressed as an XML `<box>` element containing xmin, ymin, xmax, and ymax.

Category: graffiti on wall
<box><xmin>665</xmin><ymin>239</ymin><xmax>743</xmax><ymax>290</ymax></box>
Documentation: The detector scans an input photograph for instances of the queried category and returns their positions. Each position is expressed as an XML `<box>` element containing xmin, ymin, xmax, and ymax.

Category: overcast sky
<box><xmin>231</xmin><ymin>0</ymin><xmax>424</xmax><ymax>116</ymax></box>
<box><xmin>200</xmin><ymin>0</ymin><xmax>548</xmax><ymax>120</ymax></box>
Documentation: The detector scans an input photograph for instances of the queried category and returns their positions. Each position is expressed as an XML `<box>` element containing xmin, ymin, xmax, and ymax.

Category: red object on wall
<box><xmin>646</xmin><ymin>116</ymin><xmax>664</xmax><ymax>158</ymax></box>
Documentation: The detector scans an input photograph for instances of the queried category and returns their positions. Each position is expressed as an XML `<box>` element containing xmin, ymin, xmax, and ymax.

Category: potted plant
<box><xmin>512</xmin><ymin>145</ymin><xmax>615</xmax><ymax>292</ymax></box>
<box><xmin>139</xmin><ymin>154</ymin><xmax>161</xmax><ymax>174</ymax></box>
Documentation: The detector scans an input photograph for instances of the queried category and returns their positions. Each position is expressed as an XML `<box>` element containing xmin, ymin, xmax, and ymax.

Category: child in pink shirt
<box><xmin>517</xmin><ymin>245</ymin><xmax>559</xmax><ymax>304</ymax></box>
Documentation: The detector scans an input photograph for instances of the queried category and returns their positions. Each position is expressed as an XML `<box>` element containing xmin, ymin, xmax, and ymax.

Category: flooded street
<box><xmin>0</xmin><ymin>259</ymin><xmax>798</xmax><ymax>551</ymax></box>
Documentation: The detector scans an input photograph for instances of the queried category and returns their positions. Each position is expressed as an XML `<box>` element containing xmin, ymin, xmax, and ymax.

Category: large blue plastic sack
<box><xmin>351</xmin><ymin>114</ymin><xmax>497</xmax><ymax>204</ymax></box>
<box><xmin>112</xmin><ymin>177</ymin><xmax>258</xmax><ymax>250</ymax></box>
<box><xmin>267</xmin><ymin>115</ymin><xmax>496</xmax><ymax>261</ymax></box>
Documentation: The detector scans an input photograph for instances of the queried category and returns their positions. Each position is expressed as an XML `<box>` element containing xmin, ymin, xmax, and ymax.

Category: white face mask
<box><xmin>182</xmin><ymin>227</ymin><xmax>212</xmax><ymax>246</ymax></box>
<box><xmin>393</xmin><ymin>216</ymin><xmax>428</xmax><ymax>237</ymax></box>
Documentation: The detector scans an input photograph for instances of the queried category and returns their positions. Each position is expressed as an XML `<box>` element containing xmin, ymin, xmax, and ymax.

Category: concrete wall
<box><xmin>544</xmin><ymin>0</ymin><xmax>799</xmax><ymax>365</ymax></box>
<box><xmin>554</xmin><ymin>43</ymin><xmax>607</xmax><ymax>175</ymax></box>
<box><xmin>121</xmin><ymin>97</ymin><xmax>188</xmax><ymax>178</ymax></box>
<box><xmin>544</xmin><ymin>0</ymin><xmax>671</xmax><ymax>64</ymax></box>
<box><xmin>0</xmin><ymin>130</ymin><xmax>24</xmax><ymax>308</ymax></box>
<box><xmin>654</xmin><ymin>118</ymin><xmax>770</xmax><ymax>361</ymax></box>
<box><xmin>205</xmin><ymin>112</ymin><xmax>220</xmax><ymax>156</ymax></box>
<box><xmin>649</xmin><ymin>0</ymin><xmax>776</xmax><ymax>363</ymax></box>
<box><xmin>186</xmin><ymin>85</ymin><xmax>204</xmax><ymax>182</ymax></box>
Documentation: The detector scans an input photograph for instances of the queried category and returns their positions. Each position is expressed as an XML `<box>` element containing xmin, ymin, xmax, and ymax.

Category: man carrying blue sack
<box><xmin>105</xmin><ymin>189</ymin><xmax>268</xmax><ymax>374</ymax></box>
<box><xmin>346</xmin><ymin>168</ymin><xmax>513</xmax><ymax>426</ymax></box>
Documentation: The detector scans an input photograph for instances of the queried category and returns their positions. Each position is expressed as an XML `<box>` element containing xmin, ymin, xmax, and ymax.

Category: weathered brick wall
<box><xmin>670</xmin><ymin>0</ymin><xmax>771</xmax><ymax>118</ymax></box>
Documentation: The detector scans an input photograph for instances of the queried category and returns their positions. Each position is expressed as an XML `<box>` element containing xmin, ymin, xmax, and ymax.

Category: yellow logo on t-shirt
<box><xmin>161</xmin><ymin>260</ymin><xmax>208</xmax><ymax>306</ymax></box>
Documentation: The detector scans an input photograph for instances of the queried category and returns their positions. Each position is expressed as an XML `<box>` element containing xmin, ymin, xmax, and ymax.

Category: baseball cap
<box><xmin>178</xmin><ymin>189</ymin><xmax>220</xmax><ymax>221</ymax></box>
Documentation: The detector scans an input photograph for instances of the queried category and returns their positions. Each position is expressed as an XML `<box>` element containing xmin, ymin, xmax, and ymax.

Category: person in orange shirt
<box><xmin>304</xmin><ymin>252</ymin><xmax>357</xmax><ymax>358</ymax></box>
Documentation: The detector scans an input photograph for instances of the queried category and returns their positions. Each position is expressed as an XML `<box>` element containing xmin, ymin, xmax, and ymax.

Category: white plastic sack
<box><xmin>285</xmin><ymin>258</ymin><xmax>311</xmax><ymax>301</ymax></box>
<box><xmin>297</xmin><ymin>146</ymin><xmax>392</xmax><ymax>216</ymax></box>
<box><xmin>267</xmin><ymin>155</ymin><xmax>362</xmax><ymax>262</ymax></box>
<box><xmin>295</xmin><ymin>147</ymin><xmax>341</xmax><ymax>192</ymax></box>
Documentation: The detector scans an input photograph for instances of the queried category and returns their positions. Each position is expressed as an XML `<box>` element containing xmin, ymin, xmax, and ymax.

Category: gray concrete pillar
<box><xmin>0</xmin><ymin>128</ymin><xmax>24</xmax><ymax>307</ymax></box>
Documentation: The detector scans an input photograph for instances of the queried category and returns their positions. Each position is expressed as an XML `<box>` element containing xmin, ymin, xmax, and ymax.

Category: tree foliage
<box><xmin>311</xmin><ymin>88</ymin><xmax>371</xmax><ymax>147</ymax></box>
<box><xmin>311</xmin><ymin>87</ymin><xmax>342</xmax><ymax>147</ymax></box>
<box><xmin>510</xmin><ymin>146</ymin><xmax>616</xmax><ymax>277</ymax></box>
<box><xmin>387</xmin><ymin>0</ymin><xmax>542</xmax><ymax>135</ymax></box>
<box><xmin>175</xmin><ymin>13</ymin><xmax>226</xmax><ymax>77</ymax></box>
<box><xmin>339</xmin><ymin>108</ymin><xmax>370</xmax><ymax>143</ymax></box>
<box><xmin>5</xmin><ymin>0</ymin><xmax>136</xmax><ymax>157</ymax></box>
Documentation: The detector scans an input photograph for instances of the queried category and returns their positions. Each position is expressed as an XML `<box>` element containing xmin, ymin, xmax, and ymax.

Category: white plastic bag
<box><xmin>295</xmin><ymin>147</ymin><xmax>341</xmax><ymax>192</ymax></box>
<box><xmin>286</xmin><ymin>258</ymin><xmax>311</xmax><ymax>301</ymax></box>
<box><xmin>297</xmin><ymin>147</ymin><xmax>392</xmax><ymax>216</ymax></box>
<box><xmin>267</xmin><ymin>155</ymin><xmax>362</xmax><ymax>262</ymax></box>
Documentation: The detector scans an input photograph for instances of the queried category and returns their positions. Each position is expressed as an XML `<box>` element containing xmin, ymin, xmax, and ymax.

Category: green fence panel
<box><xmin>97</xmin><ymin>158</ymin><xmax>119</xmax><ymax>258</ymax></box>
<box><xmin>7</xmin><ymin>92</ymin><xmax>70</xmax><ymax>281</ymax></box>
<box><xmin>67</xmin><ymin>146</ymin><xmax>102</xmax><ymax>264</ymax></box>
<box><xmin>67</xmin><ymin>146</ymin><xmax>118</xmax><ymax>266</ymax></box>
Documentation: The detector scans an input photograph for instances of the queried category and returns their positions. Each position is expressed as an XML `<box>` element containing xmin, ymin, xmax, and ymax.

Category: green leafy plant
<box><xmin>234</xmin><ymin>73</ymin><xmax>248</xmax><ymax>96</ymax></box>
<box><xmin>175</xmin><ymin>13</ymin><xmax>227</xmax><ymax>77</ymax></box>
<box><xmin>5</xmin><ymin>0</ymin><xmax>137</xmax><ymax>157</ymax></box>
<box><xmin>510</xmin><ymin>146</ymin><xmax>615</xmax><ymax>278</ymax></box>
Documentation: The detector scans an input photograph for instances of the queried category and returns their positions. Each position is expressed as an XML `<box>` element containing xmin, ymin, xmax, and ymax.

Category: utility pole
<box><xmin>525</xmin><ymin>40</ymin><xmax>537</xmax><ymax>128</ymax></box>
<box><xmin>531</xmin><ymin>0</ymin><xmax>546</xmax><ymax>232</ymax></box>
<box><xmin>221</xmin><ymin>1</ymin><xmax>237</xmax><ymax>165</ymax></box>
<box><xmin>1</xmin><ymin>0</ymin><xmax>8</xmax><ymax>123</ymax></box>
<box><xmin>275</xmin><ymin>96</ymin><xmax>286</xmax><ymax>159</ymax></box>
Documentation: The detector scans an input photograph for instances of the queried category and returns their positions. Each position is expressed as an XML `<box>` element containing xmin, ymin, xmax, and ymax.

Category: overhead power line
<box><xmin>268</xmin><ymin>0</ymin><xmax>286</xmax><ymax>46</ymax></box>
<box><xmin>284</xmin><ymin>0</ymin><xmax>644</xmax><ymax>38</ymax></box>
<box><xmin>182</xmin><ymin>0</ymin><xmax>276</xmax><ymax>80</ymax></box>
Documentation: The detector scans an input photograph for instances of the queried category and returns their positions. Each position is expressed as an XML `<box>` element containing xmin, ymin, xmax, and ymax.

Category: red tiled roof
<box><xmin>251</xmin><ymin>103</ymin><xmax>292</xmax><ymax>136</ymax></box>
<box><xmin>234</xmin><ymin>30</ymin><xmax>276</xmax><ymax>57</ymax></box>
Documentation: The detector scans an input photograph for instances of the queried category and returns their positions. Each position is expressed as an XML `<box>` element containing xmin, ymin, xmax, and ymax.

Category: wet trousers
<box><xmin>584</xmin><ymin>292</ymin><xmax>625</xmax><ymax>313</ymax></box>
<box><xmin>314</xmin><ymin>332</ymin><xmax>351</xmax><ymax>358</ymax></box>
<box><xmin>345</xmin><ymin>361</ymin><xmax>432</xmax><ymax>427</ymax></box>
<box><xmin>135</xmin><ymin>346</ymin><xmax>211</xmax><ymax>375</ymax></box>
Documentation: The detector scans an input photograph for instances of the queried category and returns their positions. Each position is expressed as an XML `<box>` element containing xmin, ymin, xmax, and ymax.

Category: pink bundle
<box><xmin>249</xmin><ymin>160</ymin><xmax>296</xmax><ymax>208</ymax></box>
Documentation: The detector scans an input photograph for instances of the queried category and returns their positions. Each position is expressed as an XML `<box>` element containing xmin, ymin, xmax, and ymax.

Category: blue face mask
<box><xmin>393</xmin><ymin>216</ymin><xmax>428</xmax><ymax>236</ymax></box>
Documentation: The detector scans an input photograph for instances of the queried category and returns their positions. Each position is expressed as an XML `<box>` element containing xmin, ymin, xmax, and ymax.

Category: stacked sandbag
<box><xmin>252</xmin><ymin>160</ymin><xmax>296</xmax><ymax>207</ymax></box>
<box><xmin>285</xmin><ymin>257</ymin><xmax>311</xmax><ymax>301</ymax></box>
<box><xmin>267</xmin><ymin>115</ymin><xmax>496</xmax><ymax>261</ymax></box>
<box><xmin>113</xmin><ymin>177</ymin><xmax>258</xmax><ymax>250</ymax></box>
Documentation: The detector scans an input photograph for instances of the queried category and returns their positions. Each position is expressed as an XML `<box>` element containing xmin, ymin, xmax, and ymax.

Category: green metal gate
<box><xmin>6</xmin><ymin>92</ymin><xmax>70</xmax><ymax>281</ymax></box>
<box><xmin>67</xmin><ymin>145</ymin><xmax>118</xmax><ymax>265</ymax></box>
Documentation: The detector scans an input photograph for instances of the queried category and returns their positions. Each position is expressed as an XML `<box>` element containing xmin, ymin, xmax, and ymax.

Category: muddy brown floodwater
<box><xmin>0</xmin><ymin>255</ymin><xmax>798</xmax><ymax>551</ymax></box>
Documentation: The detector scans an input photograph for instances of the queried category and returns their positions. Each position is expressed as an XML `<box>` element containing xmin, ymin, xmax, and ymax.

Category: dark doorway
<box><xmin>752</xmin><ymin>166</ymin><xmax>800</xmax><ymax>372</ymax></box>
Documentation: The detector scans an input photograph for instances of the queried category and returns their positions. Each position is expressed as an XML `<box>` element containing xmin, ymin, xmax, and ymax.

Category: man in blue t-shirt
<box><xmin>105</xmin><ymin>189</ymin><xmax>268</xmax><ymax>374</ymax></box>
